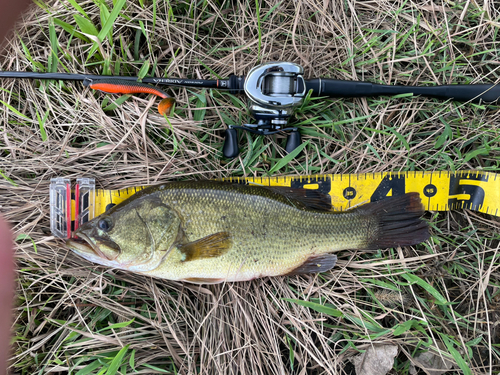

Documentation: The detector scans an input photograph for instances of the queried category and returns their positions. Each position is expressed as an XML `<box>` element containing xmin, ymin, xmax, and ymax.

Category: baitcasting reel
<box><xmin>222</xmin><ymin>62</ymin><xmax>307</xmax><ymax>159</ymax></box>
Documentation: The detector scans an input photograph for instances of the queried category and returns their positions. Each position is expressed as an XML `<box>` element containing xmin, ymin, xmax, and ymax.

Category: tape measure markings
<box><xmin>83</xmin><ymin>171</ymin><xmax>499</xmax><ymax>220</ymax></box>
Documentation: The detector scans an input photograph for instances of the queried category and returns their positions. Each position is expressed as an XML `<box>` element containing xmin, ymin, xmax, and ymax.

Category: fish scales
<box><xmin>148</xmin><ymin>183</ymin><xmax>370</xmax><ymax>281</ymax></box>
<box><xmin>67</xmin><ymin>180</ymin><xmax>429</xmax><ymax>283</ymax></box>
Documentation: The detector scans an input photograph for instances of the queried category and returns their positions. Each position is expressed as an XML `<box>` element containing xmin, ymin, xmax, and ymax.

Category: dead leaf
<box><xmin>351</xmin><ymin>344</ymin><xmax>398</xmax><ymax>375</ymax></box>
<box><xmin>409</xmin><ymin>348</ymin><xmax>454</xmax><ymax>375</ymax></box>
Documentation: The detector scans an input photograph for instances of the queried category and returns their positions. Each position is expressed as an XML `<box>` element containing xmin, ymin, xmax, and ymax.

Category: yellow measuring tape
<box><xmin>94</xmin><ymin>170</ymin><xmax>499</xmax><ymax>216</ymax></box>
<box><xmin>50</xmin><ymin>170</ymin><xmax>497</xmax><ymax>238</ymax></box>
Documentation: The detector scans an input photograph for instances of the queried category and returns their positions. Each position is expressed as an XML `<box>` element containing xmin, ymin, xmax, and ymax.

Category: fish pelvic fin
<box><xmin>178</xmin><ymin>231</ymin><xmax>232</xmax><ymax>262</ymax></box>
<box><xmin>362</xmin><ymin>192</ymin><xmax>429</xmax><ymax>249</ymax></box>
<box><xmin>285</xmin><ymin>254</ymin><xmax>338</xmax><ymax>276</ymax></box>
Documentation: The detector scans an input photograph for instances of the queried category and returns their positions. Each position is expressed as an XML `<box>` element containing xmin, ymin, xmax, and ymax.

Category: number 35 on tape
<box><xmin>228</xmin><ymin>170</ymin><xmax>500</xmax><ymax>216</ymax></box>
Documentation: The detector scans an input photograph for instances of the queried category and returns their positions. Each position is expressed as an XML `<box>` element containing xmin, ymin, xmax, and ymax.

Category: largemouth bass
<box><xmin>66</xmin><ymin>181</ymin><xmax>428</xmax><ymax>284</ymax></box>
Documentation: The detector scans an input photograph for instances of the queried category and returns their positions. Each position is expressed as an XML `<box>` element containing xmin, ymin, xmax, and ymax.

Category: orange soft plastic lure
<box><xmin>84</xmin><ymin>79</ymin><xmax>175</xmax><ymax>115</ymax></box>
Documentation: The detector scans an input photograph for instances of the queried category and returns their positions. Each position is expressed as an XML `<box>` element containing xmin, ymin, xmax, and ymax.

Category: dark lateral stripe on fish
<box><xmin>361</xmin><ymin>192</ymin><xmax>429</xmax><ymax>249</ymax></box>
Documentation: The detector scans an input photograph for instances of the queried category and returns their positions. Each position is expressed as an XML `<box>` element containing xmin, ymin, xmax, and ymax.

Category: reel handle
<box><xmin>223</xmin><ymin>126</ymin><xmax>302</xmax><ymax>159</ymax></box>
<box><xmin>285</xmin><ymin>129</ymin><xmax>302</xmax><ymax>154</ymax></box>
<box><xmin>223</xmin><ymin>126</ymin><xmax>240</xmax><ymax>158</ymax></box>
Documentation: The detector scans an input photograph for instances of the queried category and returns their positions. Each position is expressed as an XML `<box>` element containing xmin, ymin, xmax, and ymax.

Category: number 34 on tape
<box><xmin>227</xmin><ymin>170</ymin><xmax>500</xmax><ymax>216</ymax></box>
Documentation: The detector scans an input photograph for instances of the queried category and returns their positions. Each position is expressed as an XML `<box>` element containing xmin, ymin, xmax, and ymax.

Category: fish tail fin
<box><xmin>362</xmin><ymin>192</ymin><xmax>429</xmax><ymax>249</ymax></box>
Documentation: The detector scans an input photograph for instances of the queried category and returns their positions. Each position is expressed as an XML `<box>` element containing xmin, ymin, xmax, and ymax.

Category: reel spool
<box><xmin>223</xmin><ymin>62</ymin><xmax>307</xmax><ymax>158</ymax></box>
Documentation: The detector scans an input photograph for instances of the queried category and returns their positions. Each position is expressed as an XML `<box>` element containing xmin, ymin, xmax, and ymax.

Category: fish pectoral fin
<box><xmin>178</xmin><ymin>231</ymin><xmax>232</xmax><ymax>262</ymax></box>
<box><xmin>266</xmin><ymin>186</ymin><xmax>332</xmax><ymax>211</ymax></box>
<box><xmin>285</xmin><ymin>254</ymin><xmax>338</xmax><ymax>276</ymax></box>
<box><xmin>181</xmin><ymin>277</ymin><xmax>225</xmax><ymax>284</ymax></box>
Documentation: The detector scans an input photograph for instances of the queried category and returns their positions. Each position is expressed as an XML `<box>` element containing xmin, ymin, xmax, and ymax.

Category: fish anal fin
<box><xmin>178</xmin><ymin>232</ymin><xmax>231</xmax><ymax>262</ymax></box>
<box><xmin>285</xmin><ymin>254</ymin><xmax>337</xmax><ymax>276</ymax></box>
<box><xmin>266</xmin><ymin>186</ymin><xmax>332</xmax><ymax>211</ymax></box>
<box><xmin>182</xmin><ymin>277</ymin><xmax>225</xmax><ymax>284</ymax></box>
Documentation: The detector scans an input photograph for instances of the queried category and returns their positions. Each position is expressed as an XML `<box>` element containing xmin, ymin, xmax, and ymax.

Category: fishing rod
<box><xmin>2</xmin><ymin>62</ymin><xmax>499</xmax><ymax>158</ymax></box>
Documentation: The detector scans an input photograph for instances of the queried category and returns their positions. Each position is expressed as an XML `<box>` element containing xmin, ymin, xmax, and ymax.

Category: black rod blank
<box><xmin>305</xmin><ymin>78</ymin><xmax>500</xmax><ymax>103</ymax></box>
<box><xmin>0</xmin><ymin>71</ymin><xmax>221</xmax><ymax>89</ymax></box>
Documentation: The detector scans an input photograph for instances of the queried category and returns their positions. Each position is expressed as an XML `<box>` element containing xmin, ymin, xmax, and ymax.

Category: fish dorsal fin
<box><xmin>266</xmin><ymin>186</ymin><xmax>332</xmax><ymax>211</ymax></box>
<box><xmin>286</xmin><ymin>254</ymin><xmax>337</xmax><ymax>275</ymax></box>
<box><xmin>178</xmin><ymin>232</ymin><xmax>232</xmax><ymax>262</ymax></box>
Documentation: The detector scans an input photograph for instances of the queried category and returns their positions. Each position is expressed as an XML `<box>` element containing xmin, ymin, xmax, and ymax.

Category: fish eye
<box><xmin>97</xmin><ymin>217</ymin><xmax>113</xmax><ymax>232</ymax></box>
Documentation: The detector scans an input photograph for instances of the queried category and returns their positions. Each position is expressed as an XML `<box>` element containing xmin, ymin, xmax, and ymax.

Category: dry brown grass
<box><xmin>1</xmin><ymin>0</ymin><xmax>500</xmax><ymax>374</ymax></box>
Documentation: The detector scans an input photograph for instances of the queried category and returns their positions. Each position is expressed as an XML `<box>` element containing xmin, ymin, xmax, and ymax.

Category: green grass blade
<box><xmin>440</xmin><ymin>334</ymin><xmax>472</xmax><ymax>375</ymax></box>
<box><xmin>105</xmin><ymin>345</ymin><xmax>130</xmax><ymax>375</ymax></box>
<box><xmin>88</xmin><ymin>0</ymin><xmax>126</xmax><ymax>58</ymax></box>
<box><xmin>48</xmin><ymin>19</ymin><xmax>58</xmax><ymax>73</ymax></box>
<box><xmin>192</xmin><ymin>90</ymin><xmax>207</xmax><ymax>122</ymax></box>
<box><xmin>463</xmin><ymin>146</ymin><xmax>490</xmax><ymax>163</ymax></box>
<box><xmin>134</xmin><ymin>28</ymin><xmax>141</xmax><ymax>60</ymax></box>
<box><xmin>98</xmin><ymin>0</ymin><xmax>126</xmax><ymax>41</ymax></box>
<box><xmin>36</xmin><ymin>109</ymin><xmax>49</xmax><ymax>142</ymax></box>
<box><xmin>98</xmin><ymin>2</ymin><xmax>112</xmax><ymax>43</ymax></box>
<box><xmin>344</xmin><ymin>313</ymin><xmax>386</xmax><ymax>333</ymax></box>
<box><xmin>283</xmin><ymin>298</ymin><xmax>343</xmax><ymax>317</ymax></box>
<box><xmin>17</xmin><ymin>36</ymin><xmax>39</xmax><ymax>70</ymax></box>
<box><xmin>393</xmin><ymin>320</ymin><xmax>419</xmax><ymax>336</ymax></box>
<box><xmin>15</xmin><ymin>234</ymin><xmax>37</xmax><ymax>253</ymax></box>
<box><xmin>255</xmin><ymin>0</ymin><xmax>262</xmax><ymax>59</ymax></box>
<box><xmin>138</xmin><ymin>60</ymin><xmax>150</xmax><ymax>81</ymax></box>
<box><xmin>267</xmin><ymin>141</ymin><xmax>309</xmax><ymax>174</ymax></box>
<box><xmin>65</xmin><ymin>0</ymin><xmax>89</xmax><ymax>19</ymax></box>
<box><xmin>285</xmin><ymin>334</ymin><xmax>295</xmax><ymax>371</ymax></box>
<box><xmin>141</xmin><ymin>363</ymin><xmax>174</xmax><ymax>373</ymax></box>
<box><xmin>152</xmin><ymin>0</ymin><xmax>157</xmax><ymax>33</ymax></box>
<box><xmin>75</xmin><ymin>360</ymin><xmax>102</xmax><ymax>375</ymax></box>
<box><xmin>434</xmin><ymin>118</ymin><xmax>452</xmax><ymax>149</ymax></box>
<box><xmin>262</xmin><ymin>1</ymin><xmax>281</xmax><ymax>22</ymax></box>
<box><xmin>98</xmin><ymin>318</ymin><xmax>135</xmax><ymax>332</ymax></box>
<box><xmin>0</xmin><ymin>100</ymin><xmax>30</xmax><ymax>120</ymax></box>
<box><xmin>129</xmin><ymin>349</ymin><xmax>136</xmax><ymax>372</ymax></box>
<box><xmin>386</xmin><ymin>126</ymin><xmax>410</xmax><ymax>151</ymax></box>
<box><xmin>102</xmin><ymin>95</ymin><xmax>131</xmax><ymax>112</ymax></box>
<box><xmin>54</xmin><ymin>18</ymin><xmax>90</xmax><ymax>42</ymax></box>
<box><xmin>73</xmin><ymin>14</ymin><xmax>98</xmax><ymax>36</ymax></box>
<box><xmin>0</xmin><ymin>170</ymin><xmax>17</xmax><ymax>187</ymax></box>
<box><xmin>402</xmin><ymin>273</ymin><xmax>448</xmax><ymax>305</ymax></box>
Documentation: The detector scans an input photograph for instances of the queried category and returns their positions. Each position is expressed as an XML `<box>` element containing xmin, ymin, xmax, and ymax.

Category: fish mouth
<box><xmin>66</xmin><ymin>233</ymin><xmax>95</xmax><ymax>254</ymax></box>
<box><xmin>66</xmin><ymin>232</ymin><xmax>120</xmax><ymax>261</ymax></box>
